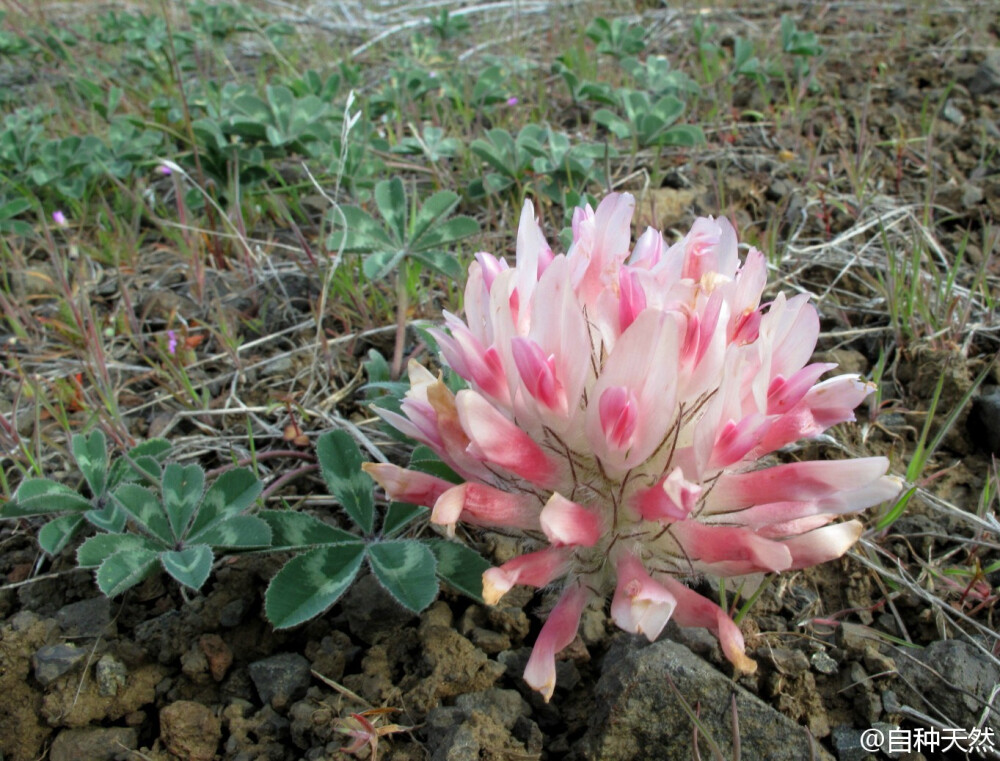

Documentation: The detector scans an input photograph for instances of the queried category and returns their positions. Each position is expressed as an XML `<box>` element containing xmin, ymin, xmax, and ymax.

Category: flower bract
<box><xmin>364</xmin><ymin>193</ymin><xmax>902</xmax><ymax>701</ymax></box>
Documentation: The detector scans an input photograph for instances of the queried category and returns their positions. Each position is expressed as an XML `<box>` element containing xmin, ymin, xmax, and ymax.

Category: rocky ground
<box><xmin>1</xmin><ymin>1</ymin><xmax>999</xmax><ymax>760</ymax></box>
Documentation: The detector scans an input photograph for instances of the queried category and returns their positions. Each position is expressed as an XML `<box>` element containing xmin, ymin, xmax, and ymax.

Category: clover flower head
<box><xmin>364</xmin><ymin>193</ymin><xmax>902</xmax><ymax>701</ymax></box>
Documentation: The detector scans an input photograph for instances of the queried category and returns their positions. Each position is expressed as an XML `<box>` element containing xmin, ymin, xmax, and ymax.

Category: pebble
<box><xmin>95</xmin><ymin>654</ymin><xmax>128</xmax><ymax>697</ymax></box>
<box><xmin>469</xmin><ymin>626</ymin><xmax>511</xmax><ymax>654</ymax></box>
<box><xmin>55</xmin><ymin>597</ymin><xmax>113</xmax><ymax>639</ymax></box>
<box><xmin>767</xmin><ymin>647</ymin><xmax>811</xmax><ymax>676</ymax></box>
<box><xmin>248</xmin><ymin>652</ymin><xmax>312</xmax><ymax>710</ymax></box>
<box><xmin>830</xmin><ymin>725</ymin><xmax>872</xmax><ymax>761</ymax></box>
<box><xmin>219</xmin><ymin>597</ymin><xmax>251</xmax><ymax>628</ymax></box>
<box><xmin>836</xmin><ymin>622</ymin><xmax>877</xmax><ymax>655</ymax></box>
<box><xmin>49</xmin><ymin>727</ymin><xmax>138</xmax><ymax>761</ymax></box>
<box><xmin>160</xmin><ymin>700</ymin><xmax>222</xmax><ymax>761</ymax></box>
<box><xmin>811</xmin><ymin>649</ymin><xmax>839</xmax><ymax>675</ymax></box>
<box><xmin>342</xmin><ymin>573</ymin><xmax>416</xmax><ymax>644</ymax></box>
<box><xmin>962</xmin><ymin>183</ymin><xmax>984</xmax><ymax>208</ymax></box>
<box><xmin>32</xmin><ymin>643</ymin><xmax>87</xmax><ymax>686</ymax></box>
<box><xmin>968</xmin><ymin>50</ymin><xmax>1000</xmax><ymax>95</ymax></box>
<box><xmin>578</xmin><ymin>638</ymin><xmax>835</xmax><ymax>760</ymax></box>
<box><xmin>968</xmin><ymin>386</ymin><xmax>1000</xmax><ymax>455</ymax></box>
<box><xmin>199</xmin><ymin>633</ymin><xmax>233</xmax><ymax>682</ymax></box>
<box><xmin>941</xmin><ymin>100</ymin><xmax>965</xmax><ymax>125</ymax></box>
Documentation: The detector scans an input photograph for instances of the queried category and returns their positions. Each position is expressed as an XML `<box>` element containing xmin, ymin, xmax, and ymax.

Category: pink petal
<box><xmin>593</xmin><ymin>193</ymin><xmax>635</xmax><ymax>267</ymax></box>
<box><xmin>462</xmin><ymin>261</ymin><xmax>493</xmax><ymax>347</ymax></box>
<box><xmin>513</xmin><ymin>199</ymin><xmax>551</xmax><ymax>329</ymax></box>
<box><xmin>669</xmin><ymin>520</ymin><xmax>792</xmax><ymax>575</ymax></box>
<box><xmin>431</xmin><ymin>482</ymin><xmax>540</xmax><ymax>536</ymax></box>
<box><xmin>610</xmin><ymin>553</ymin><xmax>677</xmax><ymax>641</ymax></box>
<box><xmin>482</xmin><ymin>546</ymin><xmax>572</xmax><ymax>605</ymax></box>
<box><xmin>766</xmin><ymin>363</ymin><xmax>837</xmax><ymax>414</ymax></box>
<box><xmin>433</xmin><ymin>315</ymin><xmax>508</xmax><ymax>403</ymax></box>
<box><xmin>570</xmin><ymin>202</ymin><xmax>594</xmax><ymax>247</ymax></box>
<box><xmin>586</xmin><ymin>310</ymin><xmax>680</xmax><ymax>472</ymax></box>
<box><xmin>598</xmin><ymin>386</ymin><xmax>639</xmax><ymax>452</ymax></box>
<box><xmin>540</xmin><ymin>493</ymin><xmax>602</xmax><ymax>547</ymax></box>
<box><xmin>455</xmin><ymin>390</ymin><xmax>558</xmax><ymax>487</ymax></box>
<box><xmin>523</xmin><ymin>584</ymin><xmax>588</xmax><ymax>701</ymax></box>
<box><xmin>422</xmin><ymin>378</ymin><xmax>495</xmax><ymax>482</ymax></box>
<box><xmin>515</xmin><ymin>198</ymin><xmax>552</xmax><ymax>280</ymax></box>
<box><xmin>783</xmin><ymin>520</ymin><xmax>864</xmax><ymax>570</ymax></box>
<box><xmin>618</xmin><ymin>268</ymin><xmax>647</xmax><ymax>333</ymax></box>
<box><xmin>694</xmin><ymin>290</ymin><xmax>725</xmax><ymax>366</ymax></box>
<box><xmin>659</xmin><ymin>576</ymin><xmax>757</xmax><ymax>674</ymax></box>
<box><xmin>707</xmin><ymin>457</ymin><xmax>891</xmax><ymax>512</ymax></box>
<box><xmin>730</xmin><ymin>247</ymin><xmax>767</xmax><ymax>325</ymax></box>
<box><xmin>805</xmin><ymin>374</ymin><xmax>876</xmax><ymax>428</ymax></box>
<box><xmin>628</xmin><ymin>226</ymin><xmax>664</xmax><ymax>268</ymax></box>
<box><xmin>524</xmin><ymin>255</ymin><xmax>591</xmax><ymax>419</ymax></box>
<box><xmin>572</xmin><ymin>193</ymin><xmax>635</xmax><ymax>304</ymax></box>
<box><xmin>756</xmin><ymin>375</ymin><xmax>875</xmax><ymax>456</ymax></box>
<box><xmin>475</xmin><ymin>251</ymin><xmax>508</xmax><ymax>292</ymax></box>
<box><xmin>511</xmin><ymin>337</ymin><xmax>566</xmax><ymax>412</ymax></box>
<box><xmin>374</xmin><ymin>405</ymin><xmax>442</xmax><ymax>451</ymax></box>
<box><xmin>676</xmin><ymin>293</ymin><xmax>729</xmax><ymax>401</ymax></box>
<box><xmin>681</xmin><ymin>217</ymin><xmax>739</xmax><ymax>281</ymax></box>
<box><xmin>361</xmin><ymin>463</ymin><xmax>452</xmax><ymax>508</ymax></box>
<box><xmin>710</xmin><ymin>474</ymin><xmax>903</xmax><ymax>532</ymax></box>
<box><xmin>731</xmin><ymin>308</ymin><xmax>761</xmax><ymax>344</ymax></box>
<box><xmin>634</xmin><ymin>467</ymin><xmax>702</xmax><ymax>522</ymax></box>
<box><xmin>766</xmin><ymin>294</ymin><xmax>819</xmax><ymax>380</ymax></box>
<box><xmin>708</xmin><ymin>413</ymin><xmax>769</xmax><ymax>469</ymax></box>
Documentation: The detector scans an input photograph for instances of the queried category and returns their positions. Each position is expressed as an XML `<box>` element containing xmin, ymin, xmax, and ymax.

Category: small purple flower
<box><xmin>166</xmin><ymin>330</ymin><xmax>178</xmax><ymax>356</ymax></box>
<box><xmin>506</xmin><ymin>96</ymin><xmax>519</xmax><ymax>106</ymax></box>
<box><xmin>52</xmin><ymin>210</ymin><xmax>68</xmax><ymax>227</ymax></box>
<box><xmin>157</xmin><ymin>164</ymin><xmax>172</xmax><ymax>176</ymax></box>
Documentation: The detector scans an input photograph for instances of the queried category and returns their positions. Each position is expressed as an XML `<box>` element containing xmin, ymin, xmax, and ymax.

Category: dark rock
<box><xmin>160</xmin><ymin>700</ymin><xmax>222</xmax><ymax>761</ymax></box>
<box><xmin>454</xmin><ymin>688</ymin><xmax>530</xmax><ymax>724</ymax></box>
<box><xmin>968</xmin><ymin>386</ymin><xmax>1000</xmax><ymax>455</ymax></box>
<box><xmin>55</xmin><ymin>597</ymin><xmax>114</xmax><ymax>639</ymax></box>
<box><xmin>830</xmin><ymin>724</ymin><xmax>876</xmax><ymax>761</ymax></box>
<box><xmin>425</xmin><ymin>689</ymin><xmax>535</xmax><ymax>761</ymax></box>
<box><xmin>342</xmin><ymin>573</ymin><xmax>417</xmax><ymax>644</ymax></box>
<box><xmin>134</xmin><ymin>610</ymin><xmax>187</xmax><ymax>664</ymax></box>
<box><xmin>577</xmin><ymin>637</ymin><xmax>835</xmax><ymax>760</ymax></box>
<box><xmin>49</xmin><ymin>727</ymin><xmax>138</xmax><ymax>761</ymax></box>
<box><xmin>967</xmin><ymin>50</ymin><xmax>1000</xmax><ymax>95</ymax></box>
<box><xmin>221</xmin><ymin>665</ymin><xmax>256</xmax><ymax>704</ymax></box>
<box><xmin>32</xmin><ymin>643</ymin><xmax>86</xmax><ymax>686</ymax></box>
<box><xmin>892</xmin><ymin>639</ymin><xmax>1000</xmax><ymax>735</ymax></box>
<box><xmin>248</xmin><ymin>652</ymin><xmax>312</xmax><ymax>710</ymax></box>
<box><xmin>219</xmin><ymin>597</ymin><xmax>251</xmax><ymax>628</ymax></box>
<box><xmin>497</xmin><ymin>646</ymin><xmax>578</xmax><ymax>702</ymax></box>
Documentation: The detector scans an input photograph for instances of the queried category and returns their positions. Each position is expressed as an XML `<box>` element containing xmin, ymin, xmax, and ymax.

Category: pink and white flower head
<box><xmin>363</xmin><ymin>194</ymin><xmax>902</xmax><ymax>701</ymax></box>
